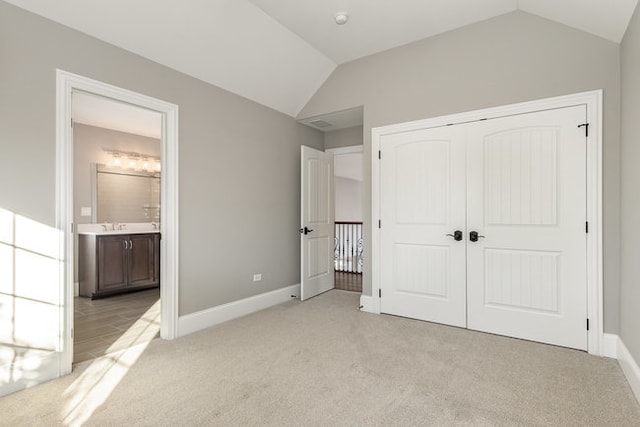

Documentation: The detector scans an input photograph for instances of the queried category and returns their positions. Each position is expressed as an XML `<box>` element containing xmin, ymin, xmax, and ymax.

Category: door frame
<box><xmin>370</xmin><ymin>90</ymin><xmax>603</xmax><ymax>355</ymax></box>
<box><xmin>56</xmin><ymin>70</ymin><xmax>180</xmax><ymax>375</ymax></box>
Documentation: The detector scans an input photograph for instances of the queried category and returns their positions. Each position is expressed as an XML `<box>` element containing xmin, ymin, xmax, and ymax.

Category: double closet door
<box><xmin>379</xmin><ymin>106</ymin><xmax>588</xmax><ymax>350</ymax></box>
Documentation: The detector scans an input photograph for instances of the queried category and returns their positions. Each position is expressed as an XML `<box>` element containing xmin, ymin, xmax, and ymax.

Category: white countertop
<box><xmin>77</xmin><ymin>223</ymin><xmax>160</xmax><ymax>235</ymax></box>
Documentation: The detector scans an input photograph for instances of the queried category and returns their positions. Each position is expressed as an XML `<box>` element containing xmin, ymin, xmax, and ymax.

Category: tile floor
<box><xmin>73</xmin><ymin>288</ymin><xmax>160</xmax><ymax>364</ymax></box>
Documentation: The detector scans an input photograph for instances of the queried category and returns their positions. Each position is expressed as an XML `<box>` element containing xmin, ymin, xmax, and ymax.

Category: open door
<box><xmin>300</xmin><ymin>146</ymin><xmax>334</xmax><ymax>301</ymax></box>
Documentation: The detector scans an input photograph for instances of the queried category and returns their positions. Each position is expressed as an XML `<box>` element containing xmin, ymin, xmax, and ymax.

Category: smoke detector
<box><xmin>334</xmin><ymin>12</ymin><xmax>349</xmax><ymax>25</ymax></box>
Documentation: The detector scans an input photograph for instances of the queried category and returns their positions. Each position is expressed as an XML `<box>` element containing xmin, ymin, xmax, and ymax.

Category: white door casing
<box><xmin>54</xmin><ymin>70</ymin><xmax>179</xmax><ymax>388</ymax></box>
<box><xmin>300</xmin><ymin>146</ymin><xmax>335</xmax><ymax>301</ymax></box>
<box><xmin>466</xmin><ymin>106</ymin><xmax>587</xmax><ymax>350</ymax></box>
<box><xmin>379</xmin><ymin>126</ymin><xmax>467</xmax><ymax>327</ymax></box>
<box><xmin>371</xmin><ymin>91</ymin><xmax>601</xmax><ymax>354</ymax></box>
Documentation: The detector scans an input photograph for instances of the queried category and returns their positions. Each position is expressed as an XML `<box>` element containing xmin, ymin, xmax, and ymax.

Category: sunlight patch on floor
<box><xmin>61</xmin><ymin>299</ymin><xmax>160</xmax><ymax>426</ymax></box>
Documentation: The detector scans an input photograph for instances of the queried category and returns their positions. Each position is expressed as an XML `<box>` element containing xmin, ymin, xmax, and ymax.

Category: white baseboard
<box><xmin>617</xmin><ymin>336</ymin><xmax>640</xmax><ymax>404</ymax></box>
<box><xmin>603</xmin><ymin>333</ymin><xmax>619</xmax><ymax>358</ymax></box>
<box><xmin>359</xmin><ymin>294</ymin><xmax>380</xmax><ymax>314</ymax></box>
<box><xmin>178</xmin><ymin>284</ymin><xmax>300</xmax><ymax>337</ymax></box>
<box><xmin>0</xmin><ymin>352</ymin><xmax>60</xmax><ymax>397</ymax></box>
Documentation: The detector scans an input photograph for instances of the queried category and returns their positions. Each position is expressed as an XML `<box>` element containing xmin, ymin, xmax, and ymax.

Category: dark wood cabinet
<box><xmin>79</xmin><ymin>233</ymin><xmax>160</xmax><ymax>298</ymax></box>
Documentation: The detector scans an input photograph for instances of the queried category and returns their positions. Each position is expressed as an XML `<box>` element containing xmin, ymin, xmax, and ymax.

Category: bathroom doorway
<box><xmin>57</xmin><ymin>70</ymin><xmax>179</xmax><ymax>375</ymax></box>
<box><xmin>72</xmin><ymin>91</ymin><xmax>163</xmax><ymax>363</ymax></box>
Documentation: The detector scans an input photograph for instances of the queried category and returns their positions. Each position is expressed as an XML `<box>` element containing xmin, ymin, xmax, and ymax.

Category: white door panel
<box><xmin>300</xmin><ymin>146</ymin><xmax>334</xmax><ymax>301</ymax></box>
<box><xmin>380</xmin><ymin>126</ymin><xmax>467</xmax><ymax>327</ymax></box>
<box><xmin>378</xmin><ymin>105</ymin><xmax>588</xmax><ymax>350</ymax></box>
<box><xmin>466</xmin><ymin>106</ymin><xmax>587</xmax><ymax>350</ymax></box>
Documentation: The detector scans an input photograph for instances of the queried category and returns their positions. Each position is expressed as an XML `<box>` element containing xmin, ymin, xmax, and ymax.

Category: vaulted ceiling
<box><xmin>5</xmin><ymin>0</ymin><xmax>638</xmax><ymax>117</ymax></box>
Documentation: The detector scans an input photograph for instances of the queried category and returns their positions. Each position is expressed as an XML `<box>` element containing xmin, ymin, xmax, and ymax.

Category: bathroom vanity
<box><xmin>78</xmin><ymin>225</ymin><xmax>160</xmax><ymax>299</ymax></box>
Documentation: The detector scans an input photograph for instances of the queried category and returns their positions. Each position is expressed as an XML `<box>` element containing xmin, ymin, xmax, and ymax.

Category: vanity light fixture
<box><xmin>103</xmin><ymin>148</ymin><xmax>160</xmax><ymax>172</ymax></box>
<box><xmin>127</xmin><ymin>156</ymin><xmax>138</xmax><ymax>170</ymax></box>
<box><xmin>112</xmin><ymin>153</ymin><xmax>122</xmax><ymax>168</ymax></box>
<box><xmin>334</xmin><ymin>12</ymin><xmax>349</xmax><ymax>25</ymax></box>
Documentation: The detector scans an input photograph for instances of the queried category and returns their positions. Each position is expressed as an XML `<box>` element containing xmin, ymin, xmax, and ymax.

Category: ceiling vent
<box><xmin>309</xmin><ymin>119</ymin><xmax>332</xmax><ymax>128</ymax></box>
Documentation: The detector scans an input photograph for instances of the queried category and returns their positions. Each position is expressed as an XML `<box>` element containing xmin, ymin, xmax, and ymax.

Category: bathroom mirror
<box><xmin>93</xmin><ymin>164</ymin><xmax>160</xmax><ymax>223</ymax></box>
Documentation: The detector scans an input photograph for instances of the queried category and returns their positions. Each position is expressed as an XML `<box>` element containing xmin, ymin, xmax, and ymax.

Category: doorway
<box><xmin>57</xmin><ymin>70</ymin><xmax>179</xmax><ymax>376</ymax></box>
<box><xmin>329</xmin><ymin>146</ymin><xmax>363</xmax><ymax>293</ymax></box>
<box><xmin>72</xmin><ymin>91</ymin><xmax>163</xmax><ymax>363</ymax></box>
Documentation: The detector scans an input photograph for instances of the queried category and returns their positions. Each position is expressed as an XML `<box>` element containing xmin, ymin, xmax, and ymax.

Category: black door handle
<box><xmin>469</xmin><ymin>231</ymin><xmax>485</xmax><ymax>242</ymax></box>
<box><xmin>299</xmin><ymin>226</ymin><xmax>314</xmax><ymax>235</ymax></box>
<box><xmin>446</xmin><ymin>230</ymin><xmax>463</xmax><ymax>241</ymax></box>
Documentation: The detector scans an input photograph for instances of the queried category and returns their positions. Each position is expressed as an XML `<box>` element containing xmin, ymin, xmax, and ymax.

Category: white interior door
<box><xmin>466</xmin><ymin>106</ymin><xmax>588</xmax><ymax>350</ymax></box>
<box><xmin>379</xmin><ymin>126</ymin><xmax>467</xmax><ymax>327</ymax></box>
<box><xmin>300</xmin><ymin>146</ymin><xmax>334</xmax><ymax>301</ymax></box>
<box><xmin>377</xmin><ymin>105</ymin><xmax>588</xmax><ymax>350</ymax></box>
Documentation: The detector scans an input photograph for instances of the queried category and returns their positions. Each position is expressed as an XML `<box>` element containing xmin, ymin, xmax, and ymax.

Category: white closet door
<box><xmin>466</xmin><ymin>106</ymin><xmax>588</xmax><ymax>350</ymax></box>
<box><xmin>380</xmin><ymin>126</ymin><xmax>467</xmax><ymax>327</ymax></box>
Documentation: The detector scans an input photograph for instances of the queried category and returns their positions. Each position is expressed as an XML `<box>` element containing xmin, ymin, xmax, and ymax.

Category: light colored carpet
<box><xmin>1</xmin><ymin>290</ymin><xmax>639</xmax><ymax>426</ymax></box>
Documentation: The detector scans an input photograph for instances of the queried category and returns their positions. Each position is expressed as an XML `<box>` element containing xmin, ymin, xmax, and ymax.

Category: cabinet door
<box><xmin>97</xmin><ymin>235</ymin><xmax>128</xmax><ymax>291</ymax></box>
<box><xmin>128</xmin><ymin>234</ymin><xmax>158</xmax><ymax>287</ymax></box>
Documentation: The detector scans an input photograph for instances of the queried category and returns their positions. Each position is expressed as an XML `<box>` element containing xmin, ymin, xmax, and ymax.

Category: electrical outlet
<box><xmin>253</xmin><ymin>274</ymin><xmax>262</xmax><ymax>282</ymax></box>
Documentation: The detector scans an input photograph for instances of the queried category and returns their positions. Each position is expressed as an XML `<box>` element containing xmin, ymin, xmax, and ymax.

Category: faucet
<box><xmin>101</xmin><ymin>223</ymin><xmax>108</xmax><ymax>232</ymax></box>
<box><xmin>151</xmin><ymin>222</ymin><xmax>158</xmax><ymax>230</ymax></box>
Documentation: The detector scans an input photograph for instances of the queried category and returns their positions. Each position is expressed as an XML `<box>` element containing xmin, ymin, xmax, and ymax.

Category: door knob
<box><xmin>299</xmin><ymin>226</ymin><xmax>314</xmax><ymax>235</ymax></box>
<box><xmin>469</xmin><ymin>231</ymin><xmax>485</xmax><ymax>242</ymax></box>
<box><xmin>446</xmin><ymin>230</ymin><xmax>463</xmax><ymax>241</ymax></box>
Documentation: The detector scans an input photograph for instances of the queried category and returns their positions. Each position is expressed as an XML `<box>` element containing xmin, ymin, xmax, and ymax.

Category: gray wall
<box><xmin>73</xmin><ymin>123</ymin><xmax>161</xmax><ymax>227</ymax></box>
<box><xmin>0</xmin><ymin>1</ymin><xmax>323</xmax><ymax>316</ymax></box>
<box><xmin>299</xmin><ymin>11</ymin><xmax>622</xmax><ymax>333</ymax></box>
<box><xmin>335</xmin><ymin>177</ymin><xmax>363</xmax><ymax>222</ymax></box>
<box><xmin>324</xmin><ymin>126</ymin><xmax>363</xmax><ymax>149</ymax></box>
<box><xmin>620</xmin><ymin>4</ymin><xmax>640</xmax><ymax>362</ymax></box>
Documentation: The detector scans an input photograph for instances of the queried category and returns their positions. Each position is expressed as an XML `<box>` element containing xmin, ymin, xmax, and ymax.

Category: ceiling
<box><xmin>72</xmin><ymin>91</ymin><xmax>162</xmax><ymax>139</ymax></box>
<box><xmin>250</xmin><ymin>0</ymin><xmax>638</xmax><ymax>64</ymax></box>
<box><xmin>6</xmin><ymin>0</ymin><xmax>638</xmax><ymax>119</ymax></box>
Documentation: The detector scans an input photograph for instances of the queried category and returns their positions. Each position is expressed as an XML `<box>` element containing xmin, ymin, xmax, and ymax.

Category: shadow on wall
<box><xmin>0</xmin><ymin>207</ymin><xmax>63</xmax><ymax>395</ymax></box>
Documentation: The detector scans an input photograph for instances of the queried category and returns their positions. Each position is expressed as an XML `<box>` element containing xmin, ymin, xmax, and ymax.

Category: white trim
<box><xmin>359</xmin><ymin>295</ymin><xmax>380</xmax><ymax>314</ymax></box>
<box><xmin>56</xmin><ymin>70</ymin><xmax>180</xmax><ymax>379</ymax></box>
<box><xmin>617</xmin><ymin>336</ymin><xmax>640</xmax><ymax>404</ymax></box>
<box><xmin>178</xmin><ymin>284</ymin><xmax>300</xmax><ymax>336</ymax></box>
<box><xmin>0</xmin><ymin>352</ymin><xmax>60</xmax><ymax>398</ymax></box>
<box><xmin>603</xmin><ymin>333</ymin><xmax>619</xmax><ymax>358</ymax></box>
<box><xmin>326</xmin><ymin>145</ymin><xmax>363</xmax><ymax>155</ymax></box>
<box><xmin>371</xmin><ymin>90</ymin><xmax>604</xmax><ymax>355</ymax></box>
